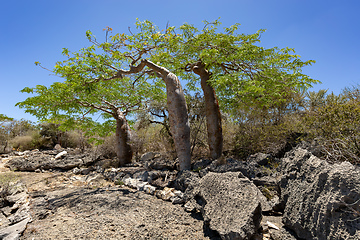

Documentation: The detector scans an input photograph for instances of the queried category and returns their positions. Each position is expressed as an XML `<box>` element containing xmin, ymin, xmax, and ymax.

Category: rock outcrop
<box><xmin>4</xmin><ymin>149</ymin><xmax>96</xmax><ymax>171</ymax></box>
<box><xmin>0</xmin><ymin>182</ymin><xmax>31</xmax><ymax>240</ymax></box>
<box><xmin>191</xmin><ymin>172</ymin><xmax>265</xmax><ymax>240</ymax></box>
<box><xmin>280</xmin><ymin>148</ymin><xmax>360</xmax><ymax>240</ymax></box>
<box><xmin>2</xmin><ymin>147</ymin><xmax>360</xmax><ymax>239</ymax></box>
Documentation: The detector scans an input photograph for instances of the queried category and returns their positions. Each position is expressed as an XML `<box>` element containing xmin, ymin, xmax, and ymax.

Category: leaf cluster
<box><xmin>141</xmin><ymin>20</ymin><xmax>318</xmax><ymax>115</ymax></box>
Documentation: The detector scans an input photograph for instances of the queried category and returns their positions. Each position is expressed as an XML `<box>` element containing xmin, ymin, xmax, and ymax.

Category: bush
<box><xmin>302</xmin><ymin>94</ymin><xmax>360</xmax><ymax>164</ymax></box>
<box><xmin>131</xmin><ymin>124</ymin><xmax>176</xmax><ymax>160</ymax></box>
<box><xmin>11</xmin><ymin>135</ymin><xmax>34</xmax><ymax>151</ymax></box>
<box><xmin>96</xmin><ymin>134</ymin><xmax>117</xmax><ymax>159</ymax></box>
<box><xmin>224</xmin><ymin>112</ymin><xmax>302</xmax><ymax>160</ymax></box>
<box><xmin>62</xmin><ymin>130</ymin><xmax>90</xmax><ymax>150</ymax></box>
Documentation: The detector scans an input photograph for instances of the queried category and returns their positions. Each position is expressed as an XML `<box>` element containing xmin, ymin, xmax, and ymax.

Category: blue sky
<box><xmin>1</xmin><ymin>0</ymin><xmax>359</xmax><ymax>122</ymax></box>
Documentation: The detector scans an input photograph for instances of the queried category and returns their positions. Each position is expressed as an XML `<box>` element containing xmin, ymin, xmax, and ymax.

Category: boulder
<box><xmin>169</xmin><ymin>170</ymin><xmax>200</xmax><ymax>205</ymax></box>
<box><xmin>193</xmin><ymin>172</ymin><xmax>264</xmax><ymax>240</ymax></box>
<box><xmin>143</xmin><ymin>155</ymin><xmax>178</xmax><ymax>171</ymax></box>
<box><xmin>280</xmin><ymin>148</ymin><xmax>360</xmax><ymax>240</ymax></box>
<box><xmin>170</xmin><ymin>170</ymin><xmax>200</xmax><ymax>192</ymax></box>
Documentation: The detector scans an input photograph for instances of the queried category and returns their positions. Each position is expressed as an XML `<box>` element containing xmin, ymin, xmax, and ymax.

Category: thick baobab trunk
<box><xmin>118</xmin><ymin>59</ymin><xmax>191</xmax><ymax>170</ymax></box>
<box><xmin>144</xmin><ymin>60</ymin><xmax>191</xmax><ymax>171</ymax></box>
<box><xmin>164</xmin><ymin>72</ymin><xmax>192</xmax><ymax>170</ymax></box>
<box><xmin>114</xmin><ymin>110</ymin><xmax>133</xmax><ymax>166</ymax></box>
<box><xmin>193</xmin><ymin>63</ymin><xmax>223</xmax><ymax>159</ymax></box>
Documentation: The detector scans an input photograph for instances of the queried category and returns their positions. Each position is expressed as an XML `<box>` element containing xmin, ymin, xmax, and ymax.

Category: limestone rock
<box><xmin>143</xmin><ymin>184</ymin><xmax>156</xmax><ymax>195</ymax></box>
<box><xmin>54</xmin><ymin>151</ymin><xmax>67</xmax><ymax>160</ymax></box>
<box><xmin>195</xmin><ymin>172</ymin><xmax>264</xmax><ymax>240</ymax></box>
<box><xmin>155</xmin><ymin>187</ymin><xmax>176</xmax><ymax>201</ymax></box>
<box><xmin>280</xmin><ymin>148</ymin><xmax>360</xmax><ymax>240</ymax></box>
<box><xmin>139</xmin><ymin>152</ymin><xmax>159</xmax><ymax>162</ymax></box>
<box><xmin>5</xmin><ymin>149</ymin><xmax>96</xmax><ymax>171</ymax></box>
<box><xmin>144</xmin><ymin>156</ymin><xmax>178</xmax><ymax>171</ymax></box>
<box><xmin>199</xmin><ymin>153</ymin><xmax>277</xmax><ymax>180</ymax></box>
<box><xmin>0</xmin><ymin>217</ymin><xmax>31</xmax><ymax>240</ymax></box>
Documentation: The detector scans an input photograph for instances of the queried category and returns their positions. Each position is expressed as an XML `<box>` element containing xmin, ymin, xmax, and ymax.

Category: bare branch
<box><xmin>149</xmin><ymin>109</ymin><xmax>166</xmax><ymax>118</ymax></box>
<box><xmin>75</xmin><ymin>99</ymin><xmax>113</xmax><ymax>115</ymax></box>
<box><xmin>102</xmin><ymin>99</ymin><xmax>117</xmax><ymax>110</ymax></box>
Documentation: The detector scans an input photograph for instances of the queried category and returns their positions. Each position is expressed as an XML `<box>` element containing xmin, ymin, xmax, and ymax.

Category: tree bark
<box><xmin>114</xmin><ymin>109</ymin><xmax>133</xmax><ymax>166</ymax></box>
<box><xmin>193</xmin><ymin>62</ymin><xmax>223</xmax><ymax>159</ymax></box>
<box><xmin>143</xmin><ymin>60</ymin><xmax>191</xmax><ymax>170</ymax></box>
<box><xmin>117</xmin><ymin>59</ymin><xmax>191</xmax><ymax>170</ymax></box>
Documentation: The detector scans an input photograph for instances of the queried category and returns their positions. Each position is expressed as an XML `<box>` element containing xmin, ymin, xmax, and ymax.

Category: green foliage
<box><xmin>0</xmin><ymin>114</ymin><xmax>13</xmax><ymax>123</ymax></box>
<box><xmin>141</xmin><ymin>19</ymin><xmax>318</xmax><ymax>117</ymax></box>
<box><xmin>18</xmin><ymin>26</ymin><xmax>166</xmax><ymax>142</ymax></box>
<box><xmin>302</xmin><ymin>88</ymin><xmax>360</xmax><ymax>163</ymax></box>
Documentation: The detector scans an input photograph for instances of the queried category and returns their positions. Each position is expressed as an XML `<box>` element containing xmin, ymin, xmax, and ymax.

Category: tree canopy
<box><xmin>17</xmin><ymin>30</ymin><xmax>166</xmax><ymax>140</ymax></box>
<box><xmin>148</xmin><ymin>19</ymin><xmax>319</xmax><ymax>117</ymax></box>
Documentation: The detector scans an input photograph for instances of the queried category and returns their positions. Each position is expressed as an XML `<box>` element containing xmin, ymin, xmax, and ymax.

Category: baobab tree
<box><xmin>148</xmin><ymin>20</ymin><xmax>318</xmax><ymax>159</ymax></box>
<box><xmin>18</xmin><ymin>23</ymin><xmax>192</xmax><ymax>170</ymax></box>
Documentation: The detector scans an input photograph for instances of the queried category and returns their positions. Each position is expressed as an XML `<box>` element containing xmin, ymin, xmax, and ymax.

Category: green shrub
<box><xmin>10</xmin><ymin>135</ymin><xmax>33</xmax><ymax>151</ymax></box>
<box><xmin>132</xmin><ymin>124</ymin><xmax>176</xmax><ymax>159</ymax></box>
<box><xmin>302</xmin><ymin>96</ymin><xmax>360</xmax><ymax>164</ymax></box>
<box><xmin>96</xmin><ymin>134</ymin><xmax>117</xmax><ymax>159</ymax></box>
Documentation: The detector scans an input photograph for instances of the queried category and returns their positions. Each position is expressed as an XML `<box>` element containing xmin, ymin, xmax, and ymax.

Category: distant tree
<box><xmin>0</xmin><ymin>114</ymin><xmax>14</xmax><ymax>152</ymax></box>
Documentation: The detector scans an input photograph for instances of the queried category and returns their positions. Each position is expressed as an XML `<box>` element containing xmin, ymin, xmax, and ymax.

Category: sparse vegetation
<box><xmin>1</xmin><ymin>86</ymin><xmax>360</xmax><ymax>166</ymax></box>
<box><xmin>0</xmin><ymin>21</ymin><xmax>357</xmax><ymax>166</ymax></box>
<box><xmin>0</xmin><ymin>172</ymin><xmax>20</xmax><ymax>201</ymax></box>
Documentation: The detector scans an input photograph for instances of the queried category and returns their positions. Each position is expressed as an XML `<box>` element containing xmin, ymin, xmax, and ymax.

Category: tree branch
<box><xmin>75</xmin><ymin>99</ymin><xmax>113</xmax><ymax>115</ymax></box>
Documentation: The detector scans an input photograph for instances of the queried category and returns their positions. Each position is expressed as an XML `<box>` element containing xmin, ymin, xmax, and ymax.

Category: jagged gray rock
<box><xmin>0</xmin><ymin>217</ymin><xmax>31</xmax><ymax>240</ymax></box>
<box><xmin>0</xmin><ymin>181</ymin><xmax>31</xmax><ymax>240</ymax></box>
<box><xmin>5</xmin><ymin>150</ymin><xmax>96</xmax><ymax>171</ymax></box>
<box><xmin>280</xmin><ymin>148</ymin><xmax>360</xmax><ymax>240</ymax></box>
<box><xmin>198</xmin><ymin>153</ymin><xmax>277</xmax><ymax>180</ymax></box>
<box><xmin>194</xmin><ymin>172</ymin><xmax>264</xmax><ymax>240</ymax></box>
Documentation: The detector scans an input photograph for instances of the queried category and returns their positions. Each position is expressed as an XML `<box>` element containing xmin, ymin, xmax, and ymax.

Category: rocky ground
<box><xmin>0</xmin><ymin>159</ymin><xmax>210</xmax><ymax>239</ymax></box>
<box><xmin>24</xmin><ymin>186</ymin><xmax>210</xmax><ymax>239</ymax></box>
<box><xmin>0</xmin><ymin>147</ymin><xmax>359</xmax><ymax>240</ymax></box>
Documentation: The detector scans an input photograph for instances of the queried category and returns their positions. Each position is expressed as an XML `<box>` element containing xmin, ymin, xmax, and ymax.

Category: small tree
<box><xmin>18</xmin><ymin>23</ymin><xmax>192</xmax><ymax>170</ymax></box>
<box><xmin>17</xmin><ymin>67</ymin><xmax>154</xmax><ymax>166</ymax></box>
